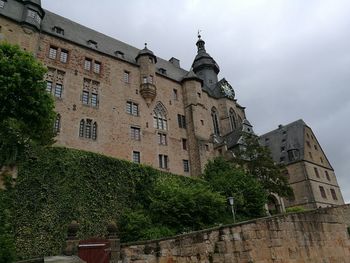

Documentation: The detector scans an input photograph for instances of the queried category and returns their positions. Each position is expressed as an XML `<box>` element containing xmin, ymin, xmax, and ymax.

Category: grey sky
<box><xmin>42</xmin><ymin>0</ymin><xmax>350</xmax><ymax>203</ymax></box>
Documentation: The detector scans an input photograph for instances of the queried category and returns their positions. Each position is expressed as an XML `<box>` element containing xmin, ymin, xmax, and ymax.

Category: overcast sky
<box><xmin>41</xmin><ymin>0</ymin><xmax>350</xmax><ymax>203</ymax></box>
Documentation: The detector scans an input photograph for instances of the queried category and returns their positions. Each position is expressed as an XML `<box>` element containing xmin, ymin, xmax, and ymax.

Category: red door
<box><xmin>78</xmin><ymin>238</ymin><xmax>110</xmax><ymax>263</ymax></box>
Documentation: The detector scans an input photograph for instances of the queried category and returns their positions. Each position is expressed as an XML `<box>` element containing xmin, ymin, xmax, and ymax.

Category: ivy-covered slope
<box><xmin>6</xmin><ymin>147</ymin><xmax>225</xmax><ymax>259</ymax></box>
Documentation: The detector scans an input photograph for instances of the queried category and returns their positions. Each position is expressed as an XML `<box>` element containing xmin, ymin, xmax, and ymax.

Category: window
<box><xmin>54</xmin><ymin>84</ymin><xmax>63</xmax><ymax>98</ymax></box>
<box><xmin>197</xmin><ymin>92</ymin><xmax>201</xmax><ymax>98</ymax></box>
<box><xmin>205</xmin><ymin>144</ymin><xmax>209</xmax><ymax>151</ymax></box>
<box><xmin>159</xmin><ymin>154</ymin><xmax>168</xmax><ymax>169</ymax></box>
<box><xmin>153</xmin><ymin>102</ymin><xmax>167</xmax><ymax>130</ymax></box>
<box><xmin>182</xmin><ymin>138</ymin><xmax>187</xmax><ymax>150</ymax></box>
<box><xmin>115</xmin><ymin>51</ymin><xmax>124</xmax><ymax>58</ymax></box>
<box><xmin>130</xmin><ymin>127</ymin><xmax>140</xmax><ymax>141</ymax></box>
<box><xmin>309</xmin><ymin>152</ymin><xmax>313</xmax><ymax>159</ymax></box>
<box><xmin>281</xmin><ymin>146</ymin><xmax>285</xmax><ymax>152</ymax></box>
<box><xmin>201</xmin><ymin>120</ymin><xmax>204</xmax><ymax>125</ymax></box>
<box><xmin>60</xmin><ymin>49</ymin><xmax>68</xmax><ymax>63</ymax></box>
<box><xmin>314</xmin><ymin>167</ymin><xmax>320</xmax><ymax>178</ymax></box>
<box><xmin>45</xmin><ymin>68</ymin><xmax>65</xmax><ymax>98</ymax></box>
<box><xmin>183</xmin><ymin>160</ymin><xmax>189</xmax><ymax>173</ymax></box>
<box><xmin>46</xmin><ymin>81</ymin><xmax>53</xmax><ymax>93</ymax></box>
<box><xmin>82</xmin><ymin>78</ymin><xmax>99</xmax><ymax>107</ymax></box>
<box><xmin>84</xmin><ymin>58</ymin><xmax>92</xmax><ymax>70</ymax></box>
<box><xmin>149</xmin><ymin>75</ymin><xmax>154</xmax><ymax>84</ymax></box>
<box><xmin>314</xmin><ymin>144</ymin><xmax>318</xmax><ymax>151</ymax></box>
<box><xmin>229</xmin><ymin>108</ymin><xmax>237</xmax><ymax>131</ymax></box>
<box><xmin>173</xmin><ymin>89</ymin><xmax>178</xmax><ymax>100</ymax></box>
<box><xmin>211</xmin><ymin>107</ymin><xmax>220</xmax><ymax>135</ymax></box>
<box><xmin>132</xmin><ymin>151</ymin><xmax>140</xmax><ymax>163</ymax></box>
<box><xmin>158</xmin><ymin>133</ymin><xmax>167</xmax><ymax>145</ymax></box>
<box><xmin>0</xmin><ymin>0</ymin><xmax>5</xmax><ymax>8</ymax></box>
<box><xmin>52</xmin><ymin>26</ymin><xmax>64</xmax><ymax>35</ymax></box>
<box><xmin>124</xmin><ymin>71</ymin><xmax>130</xmax><ymax>83</ymax></box>
<box><xmin>54</xmin><ymin>114</ymin><xmax>61</xmax><ymax>133</ymax></box>
<box><xmin>27</xmin><ymin>9</ymin><xmax>36</xmax><ymax>19</ymax></box>
<box><xmin>325</xmin><ymin>171</ymin><xmax>330</xmax><ymax>181</ymax></box>
<box><xmin>159</xmin><ymin>68</ymin><xmax>167</xmax><ymax>74</ymax></box>
<box><xmin>320</xmin><ymin>157</ymin><xmax>323</xmax><ymax>163</ymax></box>
<box><xmin>177</xmin><ymin>114</ymin><xmax>186</xmax><ymax>129</ymax></box>
<box><xmin>143</xmin><ymin>76</ymin><xmax>148</xmax><ymax>84</ymax></box>
<box><xmin>94</xmin><ymin>61</ymin><xmax>101</xmax><ymax>74</ymax></box>
<box><xmin>79</xmin><ymin>119</ymin><xmax>97</xmax><ymax>141</ymax></box>
<box><xmin>126</xmin><ymin>101</ymin><xmax>138</xmax><ymax>116</ymax></box>
<box><xmin>319</xmin><ymin>186</ymin><xmax>326</xmax><ymax>199</ymax></box>
<box><xmin>87</xmin><ymin>40</ymin><xmax>98</xmax><ymax>49</ymax></box>
<box><xmin>49</xmin><ymin>46</ymin><xmax>57</xmax><ymax>59</ymax></box>
<box><xmin>280</xmin><ymin>156</ymin><xmax>285</xmax><ymax>162</ymax></box>
<box><xmin>265</xmin><ymin>138</ymin><xmax>269</xmax><ymax>142</ymax></box>
<box><xmin>330</xmin><ymin>189</ymin><xmax>338</xmax><ymax>200</ymax></box>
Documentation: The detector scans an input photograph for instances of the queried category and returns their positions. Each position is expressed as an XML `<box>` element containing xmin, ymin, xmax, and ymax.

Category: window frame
<box><xmin>84</xmin><ymin>58</ymin><xmax>92</xmax><ymax>71</ymax></box>
<box><xmin>49</xmin><ymin>46</ymin><xmax>58</xmax><ymax>60</ymax></box>
<box><xmin>183</xmin><ymin>160</ymin><xmax>189</xmax><ymax>173</ymax></box>
<box><xmin>132</xmin><ymin>151</ymin><xmax>140</xmax><ymax>163</ymax></box>
<box><xmin>126</xmin><ymin>101</ymin><xmax>139</xmax><ymax>116</ymax></box>
<box><xmin>130</xmin><ymin>126</ymin><xmax>141</xmax><ymax>141</ymax></box>
<box><xmin>60</xmin><ymin>49</ymin><xmax>69</xmax><ymax>63</ymax></box>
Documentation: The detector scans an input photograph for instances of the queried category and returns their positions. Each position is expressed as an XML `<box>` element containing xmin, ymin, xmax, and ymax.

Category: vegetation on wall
<box><xmin>3</xmin><ymin>147</ymin><xmax>227</xmax><ymax>259</ymax></box>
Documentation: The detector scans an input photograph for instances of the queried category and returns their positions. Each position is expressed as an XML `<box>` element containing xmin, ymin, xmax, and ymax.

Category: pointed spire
<box><xmin>196</xmin><ymin>34</ymin><xmax>206</xmax><ymax>53</ymax></box>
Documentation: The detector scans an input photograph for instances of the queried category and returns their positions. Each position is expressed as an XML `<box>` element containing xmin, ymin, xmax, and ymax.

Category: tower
<box><xmin>21</xmin><ymin>0</ymin><xmax>45</xmax><ymax>31</ymax></box>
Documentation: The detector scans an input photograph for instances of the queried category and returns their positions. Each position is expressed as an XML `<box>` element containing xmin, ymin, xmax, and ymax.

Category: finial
<box><xmin>144</xmin><ymin>43</ymin><xmax>147</xmax><ymax>48</ymax></box>
<box><xmin>197</xmin><ymin>30</ymin><xmax>202</xmax><ymax>39</ymax></box>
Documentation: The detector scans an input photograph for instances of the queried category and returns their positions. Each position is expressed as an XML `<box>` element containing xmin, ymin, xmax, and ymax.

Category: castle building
<box><xmin>1</xmin><ymin>1</ymin><xmax>344</xmax><ymax>208</ymax></box>
<box><xmin>0</xmin><ymin>0</ymin><xmax>248</xmax><ymax>176</ymax></box>
<box><xmin>260</xmin><ymin>120</ymin><xmax>344</xmax><ymax>208</ymax></box>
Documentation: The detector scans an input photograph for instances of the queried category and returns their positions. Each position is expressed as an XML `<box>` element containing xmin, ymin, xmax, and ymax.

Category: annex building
<box><xmin>0</xmin><ymin>0</ymin><xmax>344</xmax><ymax>208</ymax></box>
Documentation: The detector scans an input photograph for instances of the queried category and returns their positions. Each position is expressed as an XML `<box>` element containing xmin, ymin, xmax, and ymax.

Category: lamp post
<box><xmin>228</xmin><ymin>196</ymin><xmax>236</xmax><ymax>223</ymax></box>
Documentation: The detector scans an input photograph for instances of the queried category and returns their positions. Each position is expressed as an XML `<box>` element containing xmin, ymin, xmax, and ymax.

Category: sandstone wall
<box><xmin>120</xmin><ymin>204</ymin><xmax>350</xmax><ymax>263</ymax></box>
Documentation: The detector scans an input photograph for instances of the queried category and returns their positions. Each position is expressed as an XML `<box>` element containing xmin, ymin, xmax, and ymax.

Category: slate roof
<box><xmin>259</xmin><ymin>119</ymin><xmax>306</xmax><ymax>164</ymax></box>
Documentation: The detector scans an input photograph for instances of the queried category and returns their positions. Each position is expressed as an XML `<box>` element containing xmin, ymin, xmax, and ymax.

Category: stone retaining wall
<box><xmin>120</xmin><ymin>204</ymin><xmax>350</xmax><ymax>263</ymax></box>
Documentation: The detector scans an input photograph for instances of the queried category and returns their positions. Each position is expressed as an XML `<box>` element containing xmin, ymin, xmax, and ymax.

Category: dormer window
<box><xmin>87</xmin><ymin>40</ymin><xmax>98</xmax><ymax>49</ymax></box>
<box><xmin>52</xmin><ymin>26</ymin><xmax>64</xmax><ymax>35</ymax></box>
<box><xmin>158</xmin><ymin>68</ymin><xmax>167</xmax><ymax>74</ymax></box>
<box><xmin>115</xmin><ymin>51</ymin><xmax>124</xmax><ymax>58</ymax></box>
<box><xmin>0</xmin><ymin>0</ymin><xmax>6</xmax><ymax>9</ymax></box>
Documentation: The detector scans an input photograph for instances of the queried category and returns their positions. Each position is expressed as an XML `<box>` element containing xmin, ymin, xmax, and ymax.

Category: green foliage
<box><xmin>233</xmin><ymin>134</ymin><xmax>294</xmax><ymax>198</ymax></box>
<box><xmin>0</xmin><ymin>43</ymin><xmax>55</xmax><ymax>166</ymax></box>
<box><xmin>285</xmin><ymin>206</ymin><xmax>307</xmax><ymax>213</ymax></box>
<box><xmin>148</xmin><ymin>175</ymin><xmax>226</xmax><ymax>232</ymax></box>
<box><xmin>203</xmin><ymin>157</ymin><xmax>267</xmax><ymax>218</ymax></box>
<box><xmin>4</xmin><ymin>147</ymin><xmax>227</xmax><ymax>259</ymax></box>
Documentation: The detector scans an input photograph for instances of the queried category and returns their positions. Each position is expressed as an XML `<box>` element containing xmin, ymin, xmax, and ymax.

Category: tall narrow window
<box><xmin>143</xmin><ymin>76</ymin><xmax>148</xmax><ymax>84</ymax></box>
<box><xmin>46</xmin><ymin>81</ymin><xmax>53</xmax><ymax>93</ymax></box>
<box><xmin>173</xmin><ymin>89</ymin><xmax>178</xmax><ymax>100</ymax></box>
<box><xmin>130</xmin><ymin>127</ymin><xmax>141</xmax><ymax>141</ymax></box>
<box><xmin>319</xmin><ymin>186</ymin><xmax>327</xmax><ymax>199</ymax></box>
<box><xmin>92</xmin><ymin>122</ymin><xmax>97</xmax><ymax>140</ymax></box>
<box><xmin>82</xmin><ymin>78</ymin><xmax>99</xmax><ymax>107</ymax></box>
<box><xmin>91</xmin><ymin>93</ymin><xmax>98</xmax><ymax>107</ymax></box>
<box><xmin>124</xmin><ymin>71</ymin><xmax>130</xmax><ymax>83</ymax></box>
<box><xmin>79</xmin><ymin>119</ymin><xmax>85</xmax><ymax>137</ymax></box>
<box><xmin>84</xmin><ymin>58</ymin><xmax>92</xmax><ymax>70</ymax></box>
<box><xmin>330</xmin><ymin>189</ymin><xmax>338</xmax><ymax>200</ymax></box>
<box><xmin>183</xmin><ymin>160</ymin><xmax>189</xmax><ymax>173</ymax></box>
<box><xmin>54</xmin><ymin>114</ymin><xmax>61</xmax><ymax>133</ymax></box>
<box><xmin>60</xmin><ymin>49</ymin><xmax>68</xmax><ymax>63</ymax></box>
<box><xmin>325</xmin><ymin>171</ymin><xmax>330</xmax><ymax>181</ymax></box>
<box><xmin>159</xmin><ymin>154</ymin><xmax>168</xmax><ymax>169</ymax></box>
<box><xmin>149</xmin><ymin>75</ymin><xmax>154</xmax><ymax>84</ymax></box>
<box><xmin>49</xmin><ymin>46</ymin><xmax>57</xmax><ymax>59</ymax></box>
<box><xmin>85</xmin><ymin>119</ymin><xmax>92</xmax><ymax>139</ymax></box>
<box><xmin>153</xmin><ymin>102</ymin><xmax>167</xmax><ymax>130</ymax></box>
<box><xmin>182</xmin><ymin>138</ymin><xmax>187</xmax><ymax>150</ymax></box>
<box><xmin>82</xmin><ymin>91</ymin><xmax>89</xmax><ymax>105</ymax></box>
<box><xmin>158</xmin><ymin>133</ymin><xmax>167</xmax><ymax>145</ymax></box>
<box><xmin>54</xmin><ymin>84</ymin><xmax>63</xmax><ymax>98</ymax></box>
<box><xmin>94</xmin><ymin>61</ymin><xmax>101</xmax><ymax>74</ymax></box>
<box><xmin>177</xmin><ymin>114</ymin><xmax>186</xmax><ymax>128</ymax></box>
<box><xmin>133</xmin><ymin>151</ymin><xmax>140</xmax><ymax>163</ymax></box>
<box><xmin>229</xmin><ymin>108</ymin><xmax>237</xmax><ymax>131</ymax></box>
<box><xmin>314</xmin><ymin>167</ymin><xmax>320</xmax><ymax>178</ymax></box>
<box><xmin>211</xmin><ymin>107</ymin><xmax>220</xmax><ymax>135</ymax></box>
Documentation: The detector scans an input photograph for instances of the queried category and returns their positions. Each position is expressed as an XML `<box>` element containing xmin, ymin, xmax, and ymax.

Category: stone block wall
<box><xmin>120</xmin><ymin>204</ymin><xmax>350</xmax><ymax>263</ymax></box>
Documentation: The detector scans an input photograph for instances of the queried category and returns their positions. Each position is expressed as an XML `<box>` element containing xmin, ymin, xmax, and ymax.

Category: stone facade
<box><xmin>260</xmin><ymin>120</ymin><xmax>344</xmax><ymax>209</ymax></box>
<box><xmin>120</xmin><ymin>204</ymin><xmax>350</xmax><ymax>263</ymax></box>
<box><xmin>0</xmin><ymin>0</ymin><xmax>246</xmax><ymax>177</ymax></box>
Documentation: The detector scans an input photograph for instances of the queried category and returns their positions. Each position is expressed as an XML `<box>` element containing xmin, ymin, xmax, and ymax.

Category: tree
<box><xmin>203</xmin><ymin>157</ymin><xmax>267</xmax><ymax>218</ymax></box>
<box><xmin>233</xmin><ymin>133</ymin><xmax>293</xmax><ymax>198</ymax></box>
<box><xmin>0</xmin><ymin>43</ymin><xmax>56</xmax><ymax>166</ymax></box>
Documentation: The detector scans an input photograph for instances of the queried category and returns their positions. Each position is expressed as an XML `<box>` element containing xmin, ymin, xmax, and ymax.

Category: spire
<box><xmin>196</xmin><ymin>33</ymin><xmax>206</xmax><ymax>52</ymax></box>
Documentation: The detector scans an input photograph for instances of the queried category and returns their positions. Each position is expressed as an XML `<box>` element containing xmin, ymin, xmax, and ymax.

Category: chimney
<box><xmin>169</xmin><ymin>57</ymin><xmax>180</xmax><ymax>68</ymax></box>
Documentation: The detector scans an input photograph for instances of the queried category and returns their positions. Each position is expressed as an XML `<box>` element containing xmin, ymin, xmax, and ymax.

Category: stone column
<box><xmin>107</xmin><ymin>222</ymin><xmax>120</xmax><ymax>263</ymax></box>
<box><xmin>63</xmin><ymin>220</ymin><xmax>80</xmax><ymax>256</ymax></box>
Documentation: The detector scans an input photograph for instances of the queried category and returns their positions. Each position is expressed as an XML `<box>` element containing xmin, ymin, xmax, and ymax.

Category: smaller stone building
<box><xmin>260</xmin><ymin>119</ymin><xmax>344</xmax><ymax>209</ymax></box>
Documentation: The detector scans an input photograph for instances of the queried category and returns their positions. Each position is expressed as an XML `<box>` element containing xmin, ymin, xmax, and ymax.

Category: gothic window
<box><xmin>211</xmin><ymin>107</ymin><xmax>220</xmax><ymax>135</ymax></box>
<box><xmin>45</xmin><ymin>68</ymin><xmax>65</xmax><ymax>98</ymax></box>
<box><xmin>54</xmin><ymin>114</ymin><xmax>61</xmax><ymax>133</ymax></box>
<box><xmin>153</xmin><ymin>102</ymin><xmax>167</xmax><ymax>130</ymax></box>
<box><xmin>229</xmin><ymin>108</ymin><xmax>237</xmax><ymax>131</ymax></box>
<box><xmin>79</xmin><ymin>119</ymin><xmax>97</xmax><ymax>141</ymax></box>
<box><xmin>238</xmin><ymin>115</ymin><xmax>243</xmax><ymax>127</ymax></box>
<box><xmin>82</xmin><ymin>78</ymin><xmax>99</xmax><ymax>107</ymax></box>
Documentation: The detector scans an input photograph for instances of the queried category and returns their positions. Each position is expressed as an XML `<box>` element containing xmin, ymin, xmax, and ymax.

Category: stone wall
<box><xmin>120</xmin><ymin>204</ymin><xmax>350</xmax><ymax>263</ymax></box>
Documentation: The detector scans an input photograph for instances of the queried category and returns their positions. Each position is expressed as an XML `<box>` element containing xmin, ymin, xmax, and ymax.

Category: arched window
<box><xmin>79</xmin><ymin>119</ymin><xmax>85</xmax><ymax>137</ymax></box>
<box><xmin>54</xmin><ymin>114</ymin><xmax>61</xmax><ymax>133</ymax></box>
<box><xmin>153</xmin><ymin>102</ymin><xmax>167</xmax><ymax>130</ymax></box>
<box><xmin>79</xmin><ymin>119</ymin><xmax>97</xmax><ymax>141</ymax></box>
<box><xmin>229</xmin><ymin>108</ymin><xmax>236</xmax><ymax>131</ymax></box>
<box><xmin>211</xmin><ymin>107</ymin><xmax>220</xmax><ymax>135</ymax></box>
<box><xmin>238</xmin><ymin>115</ymin><xmax>243</xmax><ymax>127</ymax></box>
<box><xmin>92</xmin><ymin>122</ymin><xmax>97</xmax><ymax>140</ymax></box>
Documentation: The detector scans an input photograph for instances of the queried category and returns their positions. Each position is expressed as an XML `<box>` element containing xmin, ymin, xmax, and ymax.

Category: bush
<box><xmin>285</xmin><ymin>206</ymin><xmax>307</xmax><ymax>213</ymax></box>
